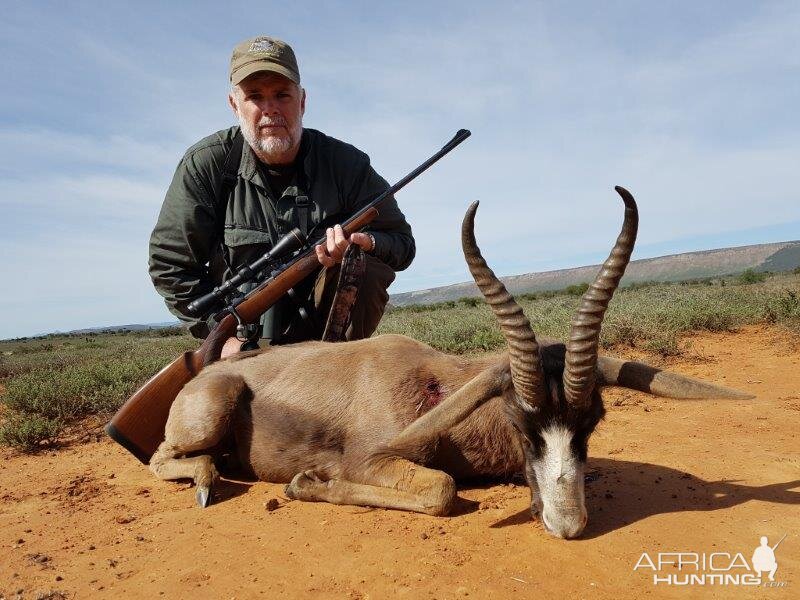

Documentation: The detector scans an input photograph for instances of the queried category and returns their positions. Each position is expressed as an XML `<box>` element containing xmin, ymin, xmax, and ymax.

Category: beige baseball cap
<box><xmin>229</xmin><ymin>36</ymin><xmax>300</xmax><ymax>85</ymax></box>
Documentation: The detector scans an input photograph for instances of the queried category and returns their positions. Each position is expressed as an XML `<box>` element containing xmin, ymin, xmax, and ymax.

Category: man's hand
<box><xmin>221</xmin><ymin>336</ymin><xmax>243</xmax><ymax>359</ymax></box>
<box><xmin>315</xmin><ymin>224</ymin><xmax>374</xmax><ymax>267</ymax></box>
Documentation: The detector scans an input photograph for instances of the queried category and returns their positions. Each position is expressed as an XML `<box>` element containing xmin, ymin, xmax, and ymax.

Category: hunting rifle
<box><xmin>106</xmin><ymin>129</ymin><xmax>472</xmax><ymax>464</ymax></box>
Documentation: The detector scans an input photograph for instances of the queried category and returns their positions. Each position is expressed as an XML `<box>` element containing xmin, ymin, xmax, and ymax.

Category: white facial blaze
<box><xmin>538</xmin><ymin>425</ymin><xmax>581</xmax><ymax>502</ymax></box>
<box><xmin>531</xmin><ymin>424</ymin><xmax>587</xmax><ymax>537</ymax></box>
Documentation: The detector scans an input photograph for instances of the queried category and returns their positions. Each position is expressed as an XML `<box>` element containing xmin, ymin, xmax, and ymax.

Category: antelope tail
<box><xmin>596</xmin><ymin>356</ymin><xmax>755</xmax><ymax>399</ymax></box>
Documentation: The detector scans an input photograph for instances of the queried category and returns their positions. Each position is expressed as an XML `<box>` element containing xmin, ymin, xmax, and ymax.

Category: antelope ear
<box><xmin>596</xmin><ymin>356</ymin><xmax>754</xmax><ymax>399</ymax></box>
<box><xmin>492</xmin><ymin>359</ymin><xmax>533</xmax><ymax>414</ymax></box>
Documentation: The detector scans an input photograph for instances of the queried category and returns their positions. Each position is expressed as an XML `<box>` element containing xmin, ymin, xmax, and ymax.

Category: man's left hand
<box><xmin>315</xmin><ymin>224</ymin><xmax>374</xmax><ymax>267</ymax></box>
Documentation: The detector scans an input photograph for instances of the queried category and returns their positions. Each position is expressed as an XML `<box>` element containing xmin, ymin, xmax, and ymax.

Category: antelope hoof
<box><xmin>196</xmin><ymin>484</ymin><xmax>212</xmax><ymax>508</ymax></box>
<box><xmin>285</xmin><ymin>470</ymin><xmax>326</xmax><ymax>501</ymax></box>
<box><xmin>192</xmin><ymin>458</ymin><xmax>218</xmax><ymax>508</ymax></box>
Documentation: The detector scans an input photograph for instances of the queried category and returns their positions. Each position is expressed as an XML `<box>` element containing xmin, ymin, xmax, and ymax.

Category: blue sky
<box><xmin>1</xmin><ymin>1</ymin><xmax>798</xmax><ymax>339</ymax></box>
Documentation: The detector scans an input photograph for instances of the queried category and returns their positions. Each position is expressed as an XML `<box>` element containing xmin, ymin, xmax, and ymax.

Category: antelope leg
<box><xmin>286</xmin><ymin>457</ymin><xmax>457</xmax><ymax>516</ymax></box>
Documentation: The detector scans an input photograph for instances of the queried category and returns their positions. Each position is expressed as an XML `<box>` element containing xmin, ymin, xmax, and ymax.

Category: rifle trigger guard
<box><xmin>230</xmin><ymin>306</ymin><xmax>259</xmax><ymax>344</ymax></box>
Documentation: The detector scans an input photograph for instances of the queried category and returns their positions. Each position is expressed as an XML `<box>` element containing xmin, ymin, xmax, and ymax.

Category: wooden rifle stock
<box><xmin>106</xmin><ymin>129</ymin><xmax>470</xmax><ymax>463</ymax></box>
<box><xmin>105</xmin><ymin>208</ymin><xmax>379</xmax><ymax>463</ymax></box>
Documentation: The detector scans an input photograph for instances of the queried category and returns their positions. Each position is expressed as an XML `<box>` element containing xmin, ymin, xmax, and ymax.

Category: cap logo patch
<box><xmin>249</xmin><ymin>38</ymin><xmax>278</xmax><ymax>56</ymax></box>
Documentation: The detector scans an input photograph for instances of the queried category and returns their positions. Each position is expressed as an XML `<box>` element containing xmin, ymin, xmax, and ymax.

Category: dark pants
<box><xmin>274</xmin><ymin>254</ymin><xmax>396</xmax><ymax>344</ymax></box>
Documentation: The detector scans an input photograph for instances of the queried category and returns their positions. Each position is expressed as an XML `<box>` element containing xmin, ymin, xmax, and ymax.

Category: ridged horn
<box><xmin>563</xmin><ymin>186</ymin><xmax>639</xmax><ymax>407</ymax></box>
<box><xmin>462</xmin><ymin>201</ymin><xmax>545</xmax><ymax>407</ymax></box>
<box><xmin>596</xmin><ymin>356</ymin><xmax>755</xmax><ymax>399</ymax></box>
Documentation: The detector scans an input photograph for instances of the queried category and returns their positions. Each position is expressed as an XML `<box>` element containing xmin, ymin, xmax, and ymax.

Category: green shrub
<box><xmin>155</xmin><ymin>326</ymin><xmax>186</xmax><ymax>337</ymax></box>
<box><xmin>565</xmin><ymin>282</ymin><xmax>590</xmax><ymax>296</ymax></box>
<box><xmin>516</xmin><ymin>292</ymin><xmax>538</xmax><ymax>302</ymax></box>
<box><xmin>459</xmin><ymin>296</ymin><xmax>481</xmax><ymax>307</ymax></box>
<box><xmin>644</xmin><ymin>336</ymin><xmax>681</xmax><ymax>357</ymax></box>
<box><xmin>624</xmin><ymin>280</ymin><xmax>661</xmax><ymax>291</ymax></box>
<box><xmin>3</xmin><ymin>347</ymin><xmax>195</xmax><ymax>420</ymax></box>
<box><xmin>0</xmin><ymin>412</ymin><xmax>62</xmax><ymax>452</ymax></box>
<box><xmin>737</xmin><ymin>269</ymin><xmax>768</xmax><ymax>284</ymax></box>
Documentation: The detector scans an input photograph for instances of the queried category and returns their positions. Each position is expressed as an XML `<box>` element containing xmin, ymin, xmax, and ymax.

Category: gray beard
<box><xmin>238</xmin><ymin>117</ymin><xmax>301</xmax><ymax>164</ymax></box>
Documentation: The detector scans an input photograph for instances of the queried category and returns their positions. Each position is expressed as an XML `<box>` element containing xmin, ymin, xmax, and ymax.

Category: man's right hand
<box><xmin>221</xmin><ymin>336</ymin><xmax>244</xmax><ymax>359</ymax></box>
<box><xmin>315</xmin><ymin>224</ymin><xmax>375</xmax><ymax>267</ymax></box>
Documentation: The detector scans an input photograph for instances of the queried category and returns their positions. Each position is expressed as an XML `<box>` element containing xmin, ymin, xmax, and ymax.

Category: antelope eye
<box><xmin>510</xmin><ymin>423</ymin><xmax>531</xmax><ymax>447</ymax></box>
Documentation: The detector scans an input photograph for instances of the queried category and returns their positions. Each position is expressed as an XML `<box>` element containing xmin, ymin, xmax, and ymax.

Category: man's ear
<box><xmin>228</xmin><ymin>91</ymin><xmax>239</xmax><ymax>117</ymax></box>
<box><xmin>300</xmin><ymin>87</ymin><xmax>306</xmax><ymax>116</ymax></box>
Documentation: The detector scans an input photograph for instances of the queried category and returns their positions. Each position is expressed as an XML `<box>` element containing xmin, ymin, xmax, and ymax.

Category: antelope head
<box><xmin>462</xmin><ymin>187</ymin><xmax>640</xmax><ymax>538</ymax></box>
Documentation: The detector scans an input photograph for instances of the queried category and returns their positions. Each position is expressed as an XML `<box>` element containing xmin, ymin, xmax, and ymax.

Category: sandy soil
<box><xmin>1</xmin><ymin>325</ymin><xmax>798</xmax><ymax>599</ymax></box>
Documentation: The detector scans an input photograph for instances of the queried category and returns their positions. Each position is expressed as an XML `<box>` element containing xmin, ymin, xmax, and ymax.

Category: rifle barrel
<box><xmin>189</xmin><ymin>129</ymin><xmax>471</xmax><ymax>318</ymax></box>
<box><xmin>308</xmin><ymin>129</ymin><xmax>471</xmax><ymax>249</ymax></box>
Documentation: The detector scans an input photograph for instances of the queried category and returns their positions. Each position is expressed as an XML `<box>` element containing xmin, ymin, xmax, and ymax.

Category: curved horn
<box><xmin>462</xmin><ymin>201</ymin><xmax>546</xmax><ymax>407</ymax></box>
<box><xmin>596</xmin><ymin>356</ymin><xmax>755</xmax><ymax>399</ymax></box>
<box><xmin>563</xmin><ymin>186</ymin><xmax>639</xmax><ymax>407</ymax></box>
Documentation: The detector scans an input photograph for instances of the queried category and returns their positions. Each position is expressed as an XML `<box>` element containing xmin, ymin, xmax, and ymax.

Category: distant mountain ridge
<box><xmin>390</xmin><ymin>240</ymin><xmax>800</xmax><ymax>307</ymax></box>
<box><xmin>21</xmin><ymin>240</ymin><xmax>799</xmax><ymax>339</ymax></box>
<box><xmin>58</xmin><ymin>322</ymin><xmax>180</xmax><ymax>336</ymax></box>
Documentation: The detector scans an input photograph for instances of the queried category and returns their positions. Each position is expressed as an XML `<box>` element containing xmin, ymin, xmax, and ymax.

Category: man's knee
<box><xmin>347</xmin><ymin>255</ymin><xmax>395</xmax><ymax>340</ymax></box>
<box><xmin>360</xmin><ymin>255</ymin><xmax>396</xmax><ymax>299</ymax></box>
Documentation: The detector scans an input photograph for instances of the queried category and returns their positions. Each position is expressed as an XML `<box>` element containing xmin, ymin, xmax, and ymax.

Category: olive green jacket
<box><xmin>149</xmin><ymin>126</ymin><xmax>415</xmax><ymax>338</ymax></box>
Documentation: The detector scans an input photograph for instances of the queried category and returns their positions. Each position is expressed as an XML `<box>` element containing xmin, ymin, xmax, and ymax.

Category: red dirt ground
<box><xmin>1</xmin><ymin>325</ymin><xmax>798</xmax><ymax>599</ymax></box>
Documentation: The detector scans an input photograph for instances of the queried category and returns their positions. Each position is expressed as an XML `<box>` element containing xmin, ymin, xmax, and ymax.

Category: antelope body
<box><xmin>150</xmin><ymin>188</ymin><xmax>751</xmax><ymax>538</ymax></box>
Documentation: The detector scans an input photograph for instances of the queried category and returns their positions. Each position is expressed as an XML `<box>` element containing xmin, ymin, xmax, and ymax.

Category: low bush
<box><xmin>0</xmin><ymin>412</ymin><xmax>62</xmax><ymax>452</ymax></box>
<box><xmin>565</xmin><ymin>282</ymin><xmax>590</xmax><ymax>296</ymax></box>
<box><xmin>0</xmin><ymin>333</ymin><xmax>196</xmax><ymax>451</ymax></box>
<box><xmin>736</xmin><ymin>269</ymin><xmax>769</xmax><ymax>284</ymax></box>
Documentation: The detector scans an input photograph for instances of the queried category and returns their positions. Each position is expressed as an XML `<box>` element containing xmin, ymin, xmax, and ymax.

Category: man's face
<box><xmin>229</xmin><ymin>72</ymin><xmax>306</xmax><ymax>164</ymax></box>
